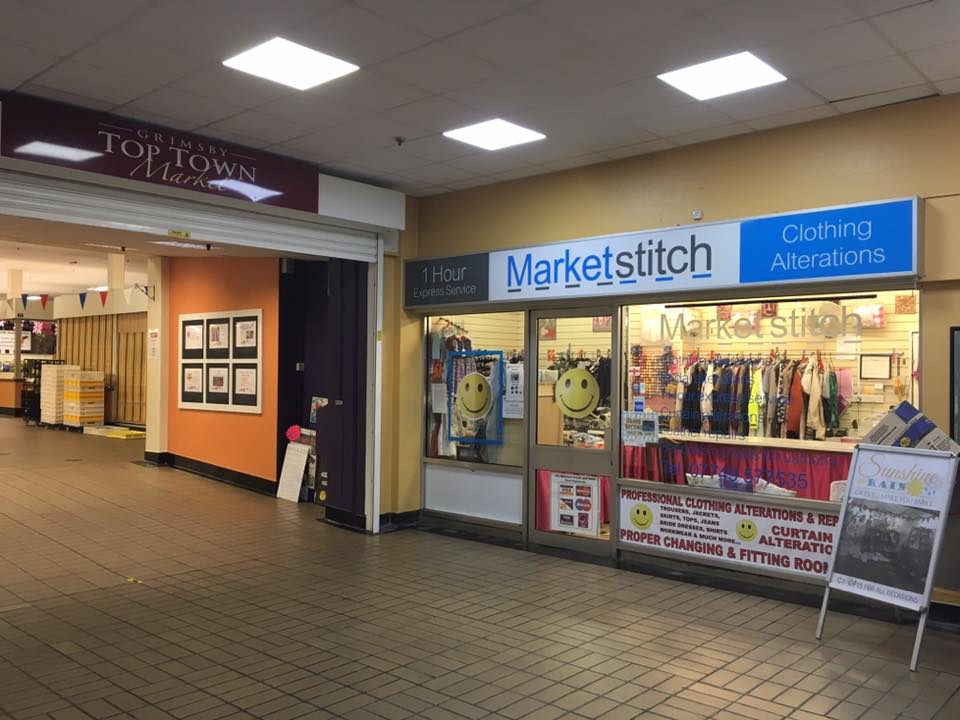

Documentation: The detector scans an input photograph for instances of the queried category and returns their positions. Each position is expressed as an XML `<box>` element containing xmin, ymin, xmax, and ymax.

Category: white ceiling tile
<box><xmin>531</xmin><ymin>0</ymin><xmax>694</xmax><ymax>43</ymax></box>
<box><xmin>850</xmin><ymin>0</ymin><xmax>927</xmax><ymax>16</ymax></box>
<box><xmin>28</xmin><ymin>0</ymin><xmax>152</xmax><ymax>24</ymax></box>
<box><xmin>756</xmin><ymin>21</ymin><xmax>895</xmax><ymax>77</ymax></box>
<box><xmin>606</xmin><ymin>14</ymin><xmax>745</xmax><ymax>77</ymax></box>
<box><xmin>187</xmin><ymin>0</ymin><xmax>343</xmax><ymax>33</ymax></box>
<box><xmin>799</xmin><ymin>54</ymin><xmax>926</xmax><ymax>101</ymax></box>
<box><xmin>318</xmin><ymin>71</ymin><xmax>429</xmax><ymax>112</ymax></box>
<box><xmin>0</xmin><ymin>1</ymin><xmax>105</xmax><ymax>55</ymax></box>
<box><xmin>565</xmin><ymin>121</ymin><xmax>661</xmax><ymax>153</ymax></box>
<box><xmin>174</xmin><ymin>66</ymin><xmax>296</xmax><ymax>109</ymax></box>
<box><xmin>356</xmin><ymin>0</ymin><xmax>529</xmax><ymax>38</ymax></box>
<box><xmin>384</xmin><ymin>97</ymin><xmax>486</xmax><ymax>134</ymax></box>
<box><xmin>704</xmin><ymin>0</ymin><xmax>860</xmax><ymax>46</ymax></box>
<box><xmin>280</xmin><ymin>115</ymin><xmax>431</xmax><ymax>161</ymax></box>
<box><xmin>400</xmin><ymin>163</ymin><xmax>480</xmax><ymax>185</ymax></box>
<box><xmin>285</xmin><ymin>3</ymin><xmax>431</xmax><ymax>66</ymax></box>
<box><xmin>73</xmin><ymin>35</ymin><xmax>211</xmax><ymax>86</ymax></box>
<box><xmin>935</xmin><ymin>76</ymin><xmax>960</xmax><ymax>94</ymax></box>
<box><xmin>13</xmin><ymin>84</ymin><xmax>115</xmax><ymax>111</ymax></box>
<box><xmin>446</xmin><ymin>10</ymin><xmax>587</xmax><ymax>70</ymax></box>
<box><xmin>0</xmin><ymin>42</ymin><xmax>59</xmax><ymax>87</ymax></box>
<box><xmin>542</xmin><ymin>152</ymin><xmax>615</xmax><ymax>170</ymax></box>
<box><xmin>446</xmin><ymin>64</ymin><xmax>586</xmax><ymax>115</ymax></box>
<box><xmin>395</xmin><ymin>135</ymin><xmax>479</xmax><ymax>163</ymax></box>
<box><xmin>447</xmin><ymin>152</ymin><xmax>538</xmax><ymax>175</ymax></box>
<box><xmin>602</xmin><ymin>138</ymin><xmax>677</xmax><ymax>159</ymax></box>
<box><xmin>909</xmin><ymin>41</ymin><xmax>960</xmax><ymax>81</ymax></box>
<box><xmin>121</xmin><ymin>1</ymin><xmax>270</xmax><ymax>61</ymax></box>
<box><xmin>633</xmin><ymin>103</ymin><xmax>736</xmax><ymax>137</ymax></box>
<box><xmin>707</xmin><ymin>81</ymin><xmax>825</xmax><ymax>120</ymax></box>
<box><xmin>746</xmin><ymin>104</ymin><xmax>838</xmax><ymax>130</ymax></box>
<box><xmin>255</xmin><ymin>93</ymin><xmax>362</xmax><ymax>129</ymax></box>
<box><xmin>414</xmin><ymin>185</ymin><xmax>455</xmax><ymax>196</ymax></box>
<box><xmin>29</xmin><ymin>61</ymin><xmax>157</xmax><ymax>106</ymax></box>
<box><xmin>830</xmin><ymin>83</ymin><xmax>936</xmax><ymax>113</ymax></box>
<box><xmin>871</xmin><ymin>0</ymin><xmax>960</xmax><ymax>51</ymax></box>
<box><xmin>508</xmin><ymin>47</ymin><xmax>658</xmax><ymax>98</ymax></box>
<box><xmin>669</xmin><ymin>123</ymin><xmax>754</xmax><ymax>145</ymax></box>
<box><xmin>489</xmin><ymin>165</ymin><xmax>552</xmax><ymax>182</ymax></box>
<box><xmin>445</xmin><ymin>177</ymin><xmax>501</xmax><ymax>190</ymax></box>
<box><xmin>200</xmin><ymin>111</ymin><xmax>313</xmax><ymax>145</ymax></box>
<box><xmin>125</xmin><ymin>87</ymin><xmax>245</xmax><ymax>126</ymax></box>
<box><xmin>371</xmin><ymin>43</ymin><xmax>500</xmax><ymax>94</ymax></box>
<box><xmin>504</xmin><ymin>137</ymin><xmax>594</xmax><ymax>164</ymax></box>
<box><xmin>537</xmin><ymin>79</ymin><xmax>693</xmax><ymax>126</ymax></box>
<box><xmin>344</xmin><ymin>147</ymin><xmax>434</xmax><ymax>174</ymax></box>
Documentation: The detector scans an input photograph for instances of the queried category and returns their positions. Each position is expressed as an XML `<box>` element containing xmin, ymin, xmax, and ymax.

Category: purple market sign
<box><xmin>0</xmin><ymin>94</ymin><xmax>319</xmax><ymax>214</ymax></box>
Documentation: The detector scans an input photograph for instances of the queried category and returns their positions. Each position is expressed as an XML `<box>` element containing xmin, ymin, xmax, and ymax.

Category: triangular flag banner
<box><xmin>21</xmin><ymin>294</ymin><xmax>28</xmax><ymax>308</ymax></box>
<box><xmin>39</xmin><ymin>294</ymin><xmax>48</xmax><ymax>310</ymax></box>
<box><xmin>99</xmin><ymin>290</ymin><xmax>108</xmax><ymax>307</ymax></box>
<box><xmin>78</xmin><ymin>292</ymin><xmax>87</xmax><ymax>309</ymax></box>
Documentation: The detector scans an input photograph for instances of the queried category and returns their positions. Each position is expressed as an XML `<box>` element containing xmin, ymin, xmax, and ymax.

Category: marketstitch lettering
<box><xmin>660</xmin><ymin>308</ymin><xmax>863</xmax><ymax>340</ymax></box>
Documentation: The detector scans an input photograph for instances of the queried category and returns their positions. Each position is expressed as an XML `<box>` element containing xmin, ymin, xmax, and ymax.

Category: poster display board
<box><xmin>178</xmin><ymin>309</ymin><xmax>262</xmax><ymax>413</ymax></box>
<box><xmin>502</xmin><ymin>362</ymin><xmax>524</xmax><ymax>419</ymax></box>
<box><xmin>550</xmin><ymin>472</ymin><xmax>600</xmax><ymax>537</ymax></box>
<box><xmin>816</xmin><ymin>444</ymin><xmax>958</xmax><ymax>671</ymax></box>
<box><xmin>617</xmin><ymin>482</ymin><xmax>839</xmax><ymax>579</ymax></box>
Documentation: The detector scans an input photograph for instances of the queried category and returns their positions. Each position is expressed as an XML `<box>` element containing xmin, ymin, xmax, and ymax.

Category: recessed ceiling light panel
<box><xmin>443</xmin><ymin>119</ymin><xmax>546</xmax><ymax>151</ymax></box>
<box><xmin>149</xmin><ymin>240</ymin><xmax>215</xmax><ymax>250</ymax></box>
<box><xmin>657</xmin><ymin>51</ymin><xmax>786</xmax><ymax>101</ymax></box>
<box><xmin>223</xmin><ymin>37</ymin><xmax>358</xmax><ymax>90</ymax></box>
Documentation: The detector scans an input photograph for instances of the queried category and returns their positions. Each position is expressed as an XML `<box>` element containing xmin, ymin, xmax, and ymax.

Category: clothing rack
<box><xmin>434</xmin><ymin>316</ymin><xmax>469</xmax><ymax>334</ymax></box>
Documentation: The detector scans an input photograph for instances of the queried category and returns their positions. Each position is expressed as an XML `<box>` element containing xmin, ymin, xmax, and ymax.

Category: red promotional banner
<box><xmin>1</xmin><ymin>94</ymin><xmax>319</xmax><ymax>214</ymax></box>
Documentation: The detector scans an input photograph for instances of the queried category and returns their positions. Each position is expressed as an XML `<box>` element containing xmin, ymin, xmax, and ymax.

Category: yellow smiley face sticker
<box><xmin>456</xmin><ymin>372</ymin><xmax>493</xmax><ymax>420</ymax></box>
<box><xmin>555</xmin><ymin>367</ymin><xmax>600</xmax><ymax>419</ymax></box>
<box><xmin>735</xmin><ymin>519</ymin><xmax>758</xmax><ymax>542</ymax></box>
<box><xmin>630</xmin><ymin>503</ymin><xmax>654</xmax><ymax>530</ymax></box>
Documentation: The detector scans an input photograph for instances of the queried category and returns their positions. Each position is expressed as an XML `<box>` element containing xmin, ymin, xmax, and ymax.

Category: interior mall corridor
<box><xmin>0</xmin><ymin>418</ymin><xmax>958</xmax><ymax>720</ymax></box>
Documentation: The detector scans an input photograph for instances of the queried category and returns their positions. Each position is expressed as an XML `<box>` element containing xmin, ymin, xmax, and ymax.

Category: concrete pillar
<box><xmin>107</xmin><ymin>253</ymin><xmax>126</xmax><ymax>290</ymax></box>
<box><xmin>145</xmin><ymin>256</ymin><xmax>169</xmax><ymax>457</ymax></box>
<box><xmin>7</xmin><ymin>269</ymin><xmax>22</xmax><ymax>301</ymax></box>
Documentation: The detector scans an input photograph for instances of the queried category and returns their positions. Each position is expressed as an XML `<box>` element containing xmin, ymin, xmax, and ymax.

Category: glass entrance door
<box><xmin>527</xmin><ymin>308</ymin><xmax>619</xmax><ymax>553</ymax></box>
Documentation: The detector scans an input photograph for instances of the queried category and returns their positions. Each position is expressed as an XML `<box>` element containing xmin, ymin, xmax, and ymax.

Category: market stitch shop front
<box><xmin>380</xmin><ymin>93</ymin><xmax>960</xmax><ymax>604</ymax></box>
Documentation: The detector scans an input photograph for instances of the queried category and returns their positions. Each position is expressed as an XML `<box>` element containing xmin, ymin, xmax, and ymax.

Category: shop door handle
<box><xmin>335</xmin><ymin>400</ymin><xmax>343</xmax><ymax>406</ymax></box>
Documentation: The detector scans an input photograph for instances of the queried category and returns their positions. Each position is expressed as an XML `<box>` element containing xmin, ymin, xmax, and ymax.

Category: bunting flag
<box><xmin>20</xmin><ymin>293</ymin><xmax>28</xmax><ymax>308</ymax></box>
<box><xmin>99</xmin><ymin>290</ymin><xmax>109</xmax><ymax>307</ymax></box>
<box><xmin>78</xmin><ymin>292</ymin><xmax>87</xmax><ymax>309</ymax></box>
<box><xmin>39</xmin><ymin>294</ymin><xmax>48</xmax><ymax>310</ymax></box>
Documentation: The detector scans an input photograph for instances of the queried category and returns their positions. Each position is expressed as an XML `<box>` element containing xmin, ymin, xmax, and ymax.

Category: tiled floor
<box><xmin>1</xmin><ymin>419</ymin><xmax>959</xmax><ymax>720</ymax></box>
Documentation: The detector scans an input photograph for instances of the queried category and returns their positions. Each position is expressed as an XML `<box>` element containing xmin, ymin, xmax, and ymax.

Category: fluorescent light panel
<box><xmin>87</xmin><ymin>286</ymin><xmax>108</xmax><ymax>292</ymax></box>
<box><xmin>443</xmin><ymin>119</ymin><xmax>546</xmax><ymax>151</ymax></box>
<box><xmin>223</xmin><ymin>37</ymin><xmax>358</xmax><ymax>90</ymax></box>
<box><xmin>15</xmin><ymin>141</ymin><xmax>102</xmax><ymax>162</ymax></box>
<box><xmin>657</xmin><ymin>51</ymin><xmax>786</xmax><ymax>101</ymax></box>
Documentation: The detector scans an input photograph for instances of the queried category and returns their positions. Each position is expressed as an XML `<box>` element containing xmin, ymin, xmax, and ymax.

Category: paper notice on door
<box><xmin>431</xmin><ymin>383</ymin><xmax>448</xmax><ymax>413</ymax></box>
<box><xmin>277</xmin><ymin>442</ymin><xmax>310</xmax><ymax>503</ymax></box>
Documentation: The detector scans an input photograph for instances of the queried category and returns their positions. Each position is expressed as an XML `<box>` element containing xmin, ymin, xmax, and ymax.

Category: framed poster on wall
<box><xmin>233</xmin><ymin>315</ymin><xmax>258</xmax><ymax>359</ymax></box>
<box><xmin>181</xmin><ymin>363</ymin><xmax>204</xmax><ymax>403</ymax></box>
<box><xmin>178</xmin><ymin>308</ymin><xmax>262</xmax><ymax>413</ymax></box>
<box><xmin>206</xmin><ymin>364</ymin><xmax>229</xmax><ymax>404</ymax></box>
<box><xmin>232</xmin><ymin>364</ymin><xmax>258</xmax><ymax>407</ymax></box>
<box><xmin>206</xmin><ymin>318</ymin><xmax>230</xmax><ymax>359</ymax></box>
<box><xmin>181</xmin><ymin>320</ymin><xmax>204</xmax><ymax>359</ymax></box>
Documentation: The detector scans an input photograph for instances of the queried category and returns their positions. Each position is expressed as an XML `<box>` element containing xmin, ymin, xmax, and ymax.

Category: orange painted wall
<box><xmin>0</xmin><ymin>379</ymin><xmax>23</xmax><ymax>410</ymax></box>
<box><xmin>167</xmin><ymin>257</ymin><xmax>279</xmax><ymax>482</ymax></box>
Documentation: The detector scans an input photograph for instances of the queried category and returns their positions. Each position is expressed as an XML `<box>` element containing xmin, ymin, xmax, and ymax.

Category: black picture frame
<box><xmin>860</xmin><ymin>353</ymin><xmax>892</xmax><ymax>380</ymax></box>
<box><xmin>181</xmin><ymin>320</ymin><xmax>204</xmax><ymax>359</ymax></box>
<box><xmin>205</xmin><ymin>363</ymin><xmax>230</xmax><ymax>405</ymax></box>
<box><xmin>181</xmin><ymin>363</ymin><xmax>204</xmax><ymax>403</ymax></box>
<box><xmin>951</xmin><ymin>327</ymin><xmax>960</xmax><ymax>443</ymax></box>
<box><xmin>232</xmin><ymin>363</ymin><xmax>258</xmax><ymax>407</ymax></box>
<box><xmin>232</xmin><ymin>315</ymin><xmax>259</xmax><ymax>359</ymax></box>
<box><xmin>205</xmin><ymin>318</ymin><xmax>230</xmax><ymax>359</ymax></box>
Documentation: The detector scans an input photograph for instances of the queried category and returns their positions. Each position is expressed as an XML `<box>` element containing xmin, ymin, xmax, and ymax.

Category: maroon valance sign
<box><xmin>0</xmin><ymin>94</ymin><xmax>319</xmax><ymax>214</ymax></box>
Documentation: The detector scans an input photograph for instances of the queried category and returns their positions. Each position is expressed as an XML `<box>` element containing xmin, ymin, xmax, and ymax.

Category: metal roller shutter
<box><xmin>0</xmin><ymin>169</ymin><xmax>378</xmax><ymax>262</ymax></box>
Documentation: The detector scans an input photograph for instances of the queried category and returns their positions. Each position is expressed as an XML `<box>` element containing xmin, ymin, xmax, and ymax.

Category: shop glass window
<box><xmin>425</xmin><ymin>312</ymin><xmax>524</xmax><ymax>466</ymax></box>
<box><xmin>621</xmin><ymin>290</ymin><xmax>919</xmax><ymax>501</ymax></box>
<box><xmin>535</xmin><ymin>316</ymin><xmax>612</xmax><ymax>450</ymax></box>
